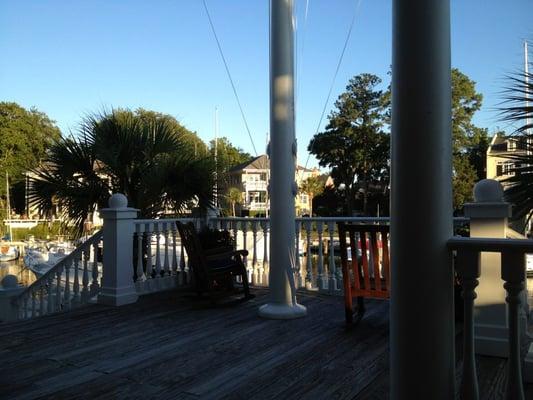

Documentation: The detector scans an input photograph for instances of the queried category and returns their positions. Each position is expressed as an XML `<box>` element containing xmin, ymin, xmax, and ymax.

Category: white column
<box><xmin>259</xmin><ymin>0</ymin><xmax>306</xmax><ymax>319</ymax></box>
<box><xmin>464</xmin><ymin>179</ymin><xmax>514</xmax><ymax>357</ymax></box>
<box><xmin>98</xmin><ymin>193</ymin><xmax>139</xmax><ymax>306</ymax></box>
<box><xmin>391</xmin><ymin>0</ymin><xmax>454</xmax><ymax>398</ymax></box>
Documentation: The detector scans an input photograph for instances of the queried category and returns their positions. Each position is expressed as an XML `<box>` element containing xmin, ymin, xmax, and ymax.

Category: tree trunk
<box><xmin>232</xmin><ymin>202</ymin><xmax>236</xmax><ymax>217</ymax></box>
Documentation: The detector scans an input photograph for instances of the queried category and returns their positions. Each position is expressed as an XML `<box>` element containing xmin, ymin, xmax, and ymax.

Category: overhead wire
<box><xmin>202</xmin><ymin>0</ymin><xmax>258</xmax><ymax>156</ymax></box>
<box><xmin>300</xmin><ymin>0</ymin><xmax>362</xmax><ymax>175</ymax></box>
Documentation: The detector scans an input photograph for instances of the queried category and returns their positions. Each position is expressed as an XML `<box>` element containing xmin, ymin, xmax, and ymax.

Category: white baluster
<box><xmin>294</xmin><ymin>220</ymin><xmax>302</xmax><ymax>288</ymax></box>
<box><xmin>501</xmin><ymin>251</ymin><xmax>526</xmax><ymax>400</ymax></box>
<box><xmin>56</xmin><ymin>268</ymin><xmax>62</xmax><ymax>311</ymax></box>
<box><xmin>316</xmin><ymin>221</ymin><xmax>326</xmax><ymax>290</ymax></box>
<box><xmin>171</xmin><ymin>223</ymin><xmax>178</xmax><ymax>275</ymax></box>
<box><xmin>328</xmin><ymin>221</ymin><xmax>337</xmax><ymax>293</ymax></box>
<box><xmin>456</xmin><ymin>249</ymin><xmax>480</xmax><ymax>400</ymax></box>
<box><xmin>63</xmin><ymin>260</ymin><xmax>71</xmax><ymax>311</ymax></box>
<box><xmin>305</xmin><ymin>220</ymin><xmax>313</xmax><ymax>290</ymax></box>
<box><xmin>23</xmin><ymin>295</ymin><xmax>28</xmax><ymax>319</ymax></box>
<box><xmin>82</xmin><ymin>247</ymin><xmax>90</xmax><ymax>303</ymax></box>
<box><xmin>136</xmin><ymin>224</ymin><xmax>146</xmax><ymax>282</ymax></box>
<box><xmin>163</xmin><ymin>222</ymin><xmax>170</xmax><ymax>276</ymax></box>
<box><xmin>145</xmin><ymin>223</ymin><xmax>153</xmax><ymax>279</ymax></box>
<box><xmin>179</xmin><ymin>237</ymin><xmax>186</xmax><ymax>285</ymax></box>
<box><xmin>252</xmin><ymin>221</ymin><xmax>258</xmax><ymax>285</ymax></box>
<box><xmin>31</xmin><ymin>290</ymin><xmax>37</xmax><ymax>318</ymax></box>
<box><xmin>261</xmin><ymin>220</ymin><xmax>269</xmax><ymax>286</ymax></box>
<box><xmin>90</xmin><ymin>243</ymin><xmax>100</xmax><ymax>295</ymax></box>
<box><xmin>46</xmin><ymin>276</ymin><xmax>54</xmax><ymax>314</ymax></box>
<box><xmin>72</xmin><ymin>256</ymin><xmax>80</xmax><ymax>305</ymax></box>
<box><xmin>154</xmin><ymin>223</ymin><xmax>162</xmax><ymax>277</ymax></box>
<box><xmin>241</xmin><ymin>220</ymin><xmax>248</xmax><ymax>267</ymax></box>
<box><xmin>39</xmin><ymin>285</ymin><xmax>45</xmax><ymax>316</ymax></box>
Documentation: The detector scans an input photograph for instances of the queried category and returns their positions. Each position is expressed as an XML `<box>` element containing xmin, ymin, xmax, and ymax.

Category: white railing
<box><xmin>448</xmin><ymin>237</ymin><xmax>532</xmax><ymax>400</ymax></box>
<box><xmin>243</xmin><ymin>181</ymin><xmax>267</xmax><ymax>191</ymax></box>
<box><xmin>210</xmin><ymin>216</ymin><xmax>469</xmax><ymax>294</ymax></box>
<box><xmin>132</xmin><ymin>218</ymin><xmax>198</xmax><ymax>294</ymax></box>
<box><xmin>13</xmin><ymin>230</ymin><xmax>103</xmax><ymax>320</ymax></box>
<box><xmin>210</xmin><ymin>217</ymin><xmax>389</xmax><ymax>293</ymax></box>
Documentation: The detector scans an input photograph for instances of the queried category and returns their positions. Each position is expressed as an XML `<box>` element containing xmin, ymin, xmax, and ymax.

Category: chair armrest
<box><xmin>205</xmin><ymin>249</ymin><xmax>248</xmax><ymax>262</ymax></box>
<box><xmin>204</xmin><ymin>245</ymin><xmax>234</xmax><ymax>256</ymax></box>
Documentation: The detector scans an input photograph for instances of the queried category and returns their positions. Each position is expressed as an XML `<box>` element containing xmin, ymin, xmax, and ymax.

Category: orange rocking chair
<box><xmin>337</xmin><ymin>223</ymin><xmax>391</xmax><ymax>324</ymax></box>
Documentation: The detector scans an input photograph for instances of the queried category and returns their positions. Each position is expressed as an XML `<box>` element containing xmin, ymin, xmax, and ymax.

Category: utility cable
<box><xmin>203</xmin><ymin>0</ymin><xmax>258</xmax><ymax>156</ymax></box>
<box><xmin>300</xmin><ymin>0</ymin><xmax>362</xmax><ymax>175</ymax></box>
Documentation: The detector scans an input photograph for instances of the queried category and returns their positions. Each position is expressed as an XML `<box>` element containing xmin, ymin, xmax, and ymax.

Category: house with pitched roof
<box><xmin>227</xmin><ymin>154</ymin><xmax>319</xmax><ymax>216</ymax></box>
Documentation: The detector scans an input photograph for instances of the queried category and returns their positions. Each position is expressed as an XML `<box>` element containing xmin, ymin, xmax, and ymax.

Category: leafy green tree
<box><xmin>450</xmin><ymin>68</ymin><xmax>489</xmax><ymax>210</ymax></box>
<box><xmin>0</xmin><ymin>102</ymin><xmax>61</xmax><ymax>213</ymax></box>
<box><xmin>299</xmin><ymin>176</ymin><xmax>324</xmax><ymax>216</ymax></box>
<box><xmin>308</xmin><ymin>73</ymin><xmax>389</xmax><ymax>215</ymax></box>
<box><xmin>30</xmin><ymin>108</ymin><xmax>215</xmax><ymax>234</ymax></box>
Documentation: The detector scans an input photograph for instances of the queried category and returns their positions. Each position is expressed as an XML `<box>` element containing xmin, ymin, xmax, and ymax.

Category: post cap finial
<box><xmin>1</xmin><ymin>275</ymin><xmax>18</xmax><ymax>288</ymax></box>
<box><xmin>473</xmin><ymin>179</ymin><xmax>504</xmax><ymax>202</ymax></box>
<box><xmin>108</xmin><ymin>193</ymin><xmax>128</xmax><ymax>209</ymax></box>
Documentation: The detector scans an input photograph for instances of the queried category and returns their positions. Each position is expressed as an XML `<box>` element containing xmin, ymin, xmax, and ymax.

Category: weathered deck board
<box><xmin>0</xmin><ymin>288</ymin><xmax>531</xmax><ymax>399</ymax></box>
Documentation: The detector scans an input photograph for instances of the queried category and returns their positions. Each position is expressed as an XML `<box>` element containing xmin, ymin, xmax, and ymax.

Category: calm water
<box><xmin>0</xmin><ymin>258</ymin><xmax>37</xmax><ymax>287</ymax></box>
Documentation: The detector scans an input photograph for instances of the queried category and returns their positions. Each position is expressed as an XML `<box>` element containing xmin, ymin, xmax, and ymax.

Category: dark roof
<box><xmin>228</xmin><ymin>154</ymin><xmax>315</xmax><ymax>173</ymax></box>
<box><xmin>228</xmin><ymin>155</ymin><xmax>269</xmax><ymax>172</ymax></box>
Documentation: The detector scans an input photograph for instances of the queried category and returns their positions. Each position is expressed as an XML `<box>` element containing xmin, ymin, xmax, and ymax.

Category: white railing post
<box><xmin>464</xmin><ymin>179</ymin><xmax>516</xmax><ymax>357</ymax></box>
<box><xmin>391</xmin><ymin>0</ymin><xmax>454</xmax><ymax>397</ymax></box>
<box><xmin>98</xmin><ymin>193</ymin><xmax>139</xmax><ymax>306</ymax></box>
<box><xmin>0</xmin><ymin>275</ymin><xmax>25</xmax><ymax>322</ymax></box>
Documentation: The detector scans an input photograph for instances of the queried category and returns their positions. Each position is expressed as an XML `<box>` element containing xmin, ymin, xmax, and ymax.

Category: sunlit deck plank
<box><xmin>0</xmin><ymin>289</ymin><xmax>531</xmax><ymax>399</ymax></box>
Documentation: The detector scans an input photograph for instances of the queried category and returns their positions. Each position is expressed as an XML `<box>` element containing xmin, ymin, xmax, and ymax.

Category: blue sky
<box><xmin>0</xmin><ymin>1</ymin><xmax>531</xmax><ymax>168</ymax></box>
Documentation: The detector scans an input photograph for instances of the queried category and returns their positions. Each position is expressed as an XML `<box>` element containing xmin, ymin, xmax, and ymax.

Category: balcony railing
<box><xmin>448</xmin><ymin>236</ymin><xmax>532</xmax><ymax>400</ymax></box>
<box><xmin>243</xmin><ymin>181</ymin><xmax>268</xmax><ymax>191</ymax></box>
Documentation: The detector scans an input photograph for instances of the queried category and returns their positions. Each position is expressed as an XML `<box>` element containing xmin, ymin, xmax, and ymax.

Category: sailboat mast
<box><xmin>214</xmin><ymin>107</ymin><xmax>219</xmax><ymax>209</ymax></box>
<box><xmin>525</xmin><ymin>40</ymin><xmax>530</xmax><ymax>136</ymax></box>
<box><xmin>5</xmin><ymin>171</ymin><xmax>13</xmax><ymax>240</ymax></box>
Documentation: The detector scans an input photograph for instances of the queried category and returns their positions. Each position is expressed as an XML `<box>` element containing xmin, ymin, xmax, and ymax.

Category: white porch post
<box><xmin>259</xmin><ymin>0</ymin><xmax>306</xmax><ymax>319</ymax></box>
<box><xmin>98</xmin><ymin>193</ymin><xmax>139</xmax><ymax>306</ymax></box>
<box><xmin>391</xmin><ymin>1</ymin><xmax>454</xmax><ymax>398</ymax></box>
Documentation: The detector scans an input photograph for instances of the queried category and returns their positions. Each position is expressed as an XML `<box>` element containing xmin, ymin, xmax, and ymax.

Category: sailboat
<box><xmin>1</xmin><ymin>172</ymin><xmax>20</xmax><ymax>262</ymax></box>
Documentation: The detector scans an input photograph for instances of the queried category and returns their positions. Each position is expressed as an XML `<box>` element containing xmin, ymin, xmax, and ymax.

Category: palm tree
<box><xmin>227</xmin><ymin>187</ymin><xmax>242</xmax><ymax>217</ymax></box>
<box><xmin>500</xmin><ymin>55</ymin><xmax>533</xmax><ymax>225</ymax></box>
<box><xmin>299</xmin><ymin>176</ymin><xmax>324</xmax><ymax>216</ymax></box>
<box><xmin>29</xmin><ymin>109</ymin><xmax>215</xmax><ymax>236</ymax></box>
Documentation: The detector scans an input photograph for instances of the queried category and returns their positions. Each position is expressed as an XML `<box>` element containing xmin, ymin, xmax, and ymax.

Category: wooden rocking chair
<box><xmin>176</xmin><ymin>222</ymin><xmax>252</xmax><ymax>302</ymax></box>
<box><xmin>337</xmin><ymin>223</ymin><xmax>391</xmax><ymax>324</ymax></box>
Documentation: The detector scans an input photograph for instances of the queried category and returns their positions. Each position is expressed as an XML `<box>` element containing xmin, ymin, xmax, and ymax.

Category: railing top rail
<box><xmin>212</xmin><ymin>216</ymin><xmax>469</xmax><ymax>223</ymax></box>
<box><xmin>447</xmin><ymin>236</ymin><xmax>533</xmax><ymax>253</ymax></box>
<box><xmin>15</xmin><ymin>229</ymin><xmax>103</xmax><ymax>301</ymax></box>
<box><xmin>134</xmin><ymin>217</ymin><xmax>196</xmax><ymax>224</ymax></box>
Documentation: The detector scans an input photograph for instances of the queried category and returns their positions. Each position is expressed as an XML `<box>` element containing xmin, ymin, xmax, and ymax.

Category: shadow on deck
<box><xmin>0</xmin><ymin>288</ymin><xmax>531</xmax><ymax>399</ymax></box>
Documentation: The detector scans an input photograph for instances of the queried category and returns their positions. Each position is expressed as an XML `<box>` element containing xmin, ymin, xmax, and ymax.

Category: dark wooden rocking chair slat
<box><xmin>176</xmin><ymin>222</ymin><xmax>252</xmax><ymax>302</ymax></box>
<box><xmin>337</xmin><ymin>223</ymin><xmax>391</xmax><ymax>324</ymax></box>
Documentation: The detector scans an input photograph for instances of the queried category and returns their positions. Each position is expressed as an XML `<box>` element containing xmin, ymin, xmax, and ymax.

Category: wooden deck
<box><xmin>1</xmin><ymin>288</ymin><xmax>531</xmax><ymax>399</ymax></box>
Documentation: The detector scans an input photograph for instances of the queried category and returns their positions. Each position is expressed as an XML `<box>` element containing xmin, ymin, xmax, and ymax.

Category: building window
<box><xmin>496</xmin><ymin>161</ymin><xmax>514</xmax><ymax>177</ymax></box>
